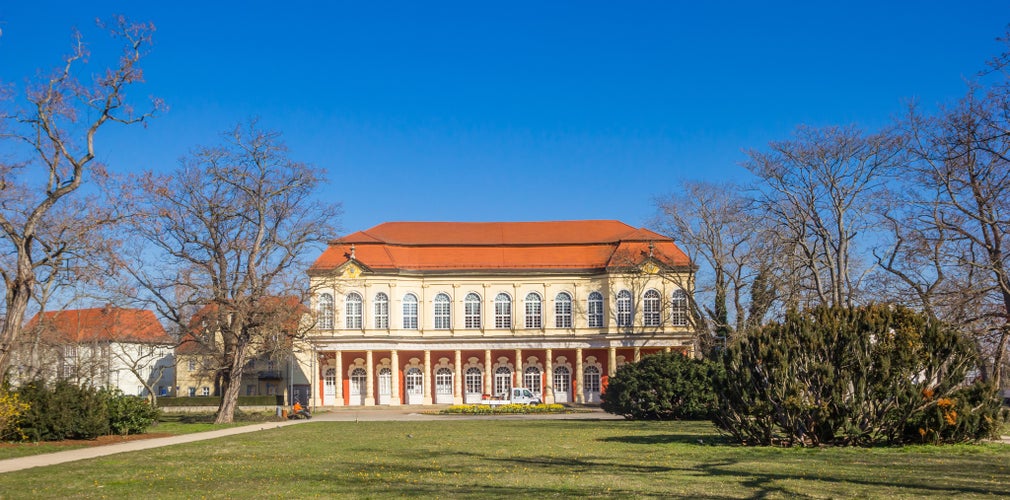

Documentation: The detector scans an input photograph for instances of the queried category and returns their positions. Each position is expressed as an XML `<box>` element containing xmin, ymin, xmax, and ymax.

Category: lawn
<box><xmin>1</xmin><ymin>420</ymin><xmax>1008</xmax><ymax>498</ymax></box>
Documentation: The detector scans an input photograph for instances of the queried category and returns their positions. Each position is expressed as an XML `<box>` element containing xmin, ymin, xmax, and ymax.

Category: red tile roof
<box><xmin>310</xmin><ymin>220</ymin><xmax>690</xmax><ymax>272</ymax></box>
<box><xmin>26</xmin><ymin>307</ymin><xmax>172</xmax><ymax>344</ymax></box>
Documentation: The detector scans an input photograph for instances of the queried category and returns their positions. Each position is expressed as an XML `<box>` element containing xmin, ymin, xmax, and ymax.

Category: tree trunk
<box><xmin>214</xmin><ymin>343</ymin><xmax>248</xmax><ymax>424</ymax></box>
<box><xmin>0</xmin><ymin>254</ymin><xmax>35</xmax><ymax>377</ymax></box>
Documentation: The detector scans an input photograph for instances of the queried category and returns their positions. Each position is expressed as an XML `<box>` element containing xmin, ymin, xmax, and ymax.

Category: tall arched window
<box><xmin>434</xmin><ymin>293</ymin><xmax>451</xmax><ymax>329</ymax></box>
<box><xmin>374</xmin><ymin>292</ymin><xmax>389</xmax><ymax>329</ymax></box>
<box><xmin>402</xmin><ymin>294</ymin><xmax>418</xmax><ymax>329</ymax></box>
<box><xmin>345</xmin><ymin>292</ymin><xmax>363</xmax><ymax>329</ymax></box>
<box><xmin>494</xmin><ymin>366</ymin><xmax>513</xmax><ymax>396</ymax></box>
<box><xmin>464</xmin><ymin>292</ymin><xmax>482</xmax><ymax>329</ymax></box>
<box><xmin>524</xmin><ymin>366</ymin><xmax>542</xmax><ymax>395</ymax></box>
<box><xmin>525</xmin><ymin>292</ymin><xmax>542</xmax><ymax>329</ymax></box>
<box><xmin>495</xmin><ymin>293</ymin><xmax>512</xmax><ymax>328</ymax></box>
<box><xmin>643</xmin><ymin>289</ymin><xmax>661</xmax><ymax>327</ymax></box>
<box><xmin>588</xmin><ymin>291</ymin><xmax>604</xmax><ymax>328</ymax></box>
<box><xmin>617</xmin><ymin>290</ymin><xmax>633</xmax><ymax>327</ymax></box>
<box><xmin>318</xmin><ymin>293</ymin><xmax>334</xmax><ymax>330</ymax></box>
<box><xmin>555</xmin><ymin>292</ymin><xmax>572</xmax><ymax>328</ymax></box>
<box><xmin>465</xmin><ymin>367</ymin><xmax>483</xmax><ymax>395</ymax></box>
<box><xmin>671</xmin><ymin>289</ymin><xmax>689</xmax><ymax>326</ymax></box>
<box><xmin>405</xmin><ymin>368</ymin><xmax>423</xmax><ymax>396</ymax></box>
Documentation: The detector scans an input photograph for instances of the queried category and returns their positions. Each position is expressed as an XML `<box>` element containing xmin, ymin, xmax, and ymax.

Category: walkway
<box><xmin>0</xmin><ymin>407</ymin><xmax>620</xmax><ymax>474</ymax></box>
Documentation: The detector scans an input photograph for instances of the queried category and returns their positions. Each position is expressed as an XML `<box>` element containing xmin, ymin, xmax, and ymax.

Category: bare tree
<box><xmin>654</xmin><ymin>181</ymin><xmax>776</xmax><ymax>349</ymax></box>
<box><xmin>124</xmin><ymin>121</ymin><xmax>339</xmax><ymax>423</ymax></box>
<box><xmin>891</xmin><ymin>88</ymin><xmax>1010</xmax><ymax>387</ymax></box>
<box><xmin>0</xmin><ymin>17</ymin><xmax>160</xmax><ymax>376</ymax></box>
<box><xmin>744</xmin><ymin>125</ymin><xmax>905</xmax><ymax>308</ymax></box>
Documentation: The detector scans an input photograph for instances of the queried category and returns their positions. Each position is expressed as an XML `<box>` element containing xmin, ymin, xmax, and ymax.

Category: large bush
<box><xmin>12</xmin><ymin>379</ymin><xmax>158</xmax><ymax>441</ymax></box>
<box><xmin>105</xmin><ymin>389</ymin><xmax>160</xmax><ymax>435</ymax></box>
<box><xmin>601</xmin><ymin>352</ymin><xmax>718</xmax><ymax>420</ymax></box>
<box><xmin>714</xmin><ymin>305</ymin><xmax>1007</xmax><ymax>446</ymax></box>
<box><xmin>0</xmin><ymin>387</ymin><xmax>29</xmax><ymax>441</ymax></box>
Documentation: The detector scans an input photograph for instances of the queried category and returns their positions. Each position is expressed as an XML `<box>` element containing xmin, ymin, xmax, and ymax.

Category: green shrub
<box><xmin>601</xmin><ymin>352</ymin><xmax>719</xmax><ymax>420</ymax></box>
<box><xmin>714</xmin><ymin>305</ymin><xmax>1007</xmax><ymax>447</ymax></box>
<box><xmin>104</xmin><ymin>389</ymin><xmax>160</xmax><ymax>435</ymax></box>
<box><xmin>441</xmin><ymin>404</ymin><xmax>567</xmax><ymax>415</ymax></box>
<box><xmin>0</xmin><ymin>386</ymin><xmax>30</xmax><ymax>441</ymax></box>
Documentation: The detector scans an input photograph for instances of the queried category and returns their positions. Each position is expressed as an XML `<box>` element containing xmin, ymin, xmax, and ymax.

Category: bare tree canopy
<box><xmin>744</xmin><ymin>125</ymin><xmax>905</xmax><ymax>309</ymax></box>
<box><xmin>123</xmin><ymin>121</ymin><xmax>340</xmax><ymax>423</ymax></box>
<box><xmin>0</xmin><ymin>17</ymin><xmax>160</xmax><ymax>376</ymax></box>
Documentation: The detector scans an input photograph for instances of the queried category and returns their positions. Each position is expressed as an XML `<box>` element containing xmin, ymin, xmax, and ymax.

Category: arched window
<box><xmin>405</xmin><ymin>367</ymin><xmax>423</xmax><ymax>396</ymax></box>
<box><xmin>671</xmin><ymin>289</ymin><xmax>689</xmax><ymax>327</ymax></box>
<box><xmin>345</xmin><ymin>292</ymin><xmax>362</xmax><ymax>329</ymax></box>
<box><xmin>495</xmin><ymin>293</ymin><xmax>512</xmax><ymax>328</ymax></box>
<box><xmin>318</xmin><ymin>293</ymin><xmax>334</xmax><ymax>329</ymax></box>
<box><xmin>525</xmin><ymin>292</ymin><xmax>542</xmax><ymax>329</ymax></box>
<box><xmin>584</xmin><ymin>365</ymin><xmax>601</xmax><ymax>392</ymax></box>
<box><xmin>617</xmin><ymin>290</ymin><xmax>633</xmax><ymax>327</ymax></box>
<box><xmin>465</xmin><ymin>367</ymin><xmax>483</xmax><ymax>395</ymax></box>
<box><xmin>435</xmin><ymin>367</ymin><xmax>453</xmax><ymax>396</ymax></box>
<box><xmin>464</xmin><ymin>292</ymin><xmax>482</xmax><ymax>329</ymax></box>
<box><xmin>555</xmin><ymin>292</ymin><xmax>572</xmax><ymax>328</ymax></box>
<box><xmin>374</xmin><ymin>292</ymin><xmax>389</xmax><ymax>329</ymax></box>
<box><xmin>494</xmin><ymin>366</ymin><xmax>513</xmax><ymax>396</ymax></box>
<box><xmin>643</xmin><ymin>289</ymin><xmax>661</xmax><ymax>327</ymax></box>
<box><xmin>554</xmin><ymin>366</ymin><xmax>571</xmax><ymax>398</ymax></box>
<box><xmin>434</xmin><ymin>293</ymin><xmax>451</xmax><ymax>329</ymax></box>
<box><xmin>524</xmin><ymin>366</ymin><xmax>542</xmax><ymax>395</ymax></box>
<box><xmin>402</xmin><ymin>294</ymin><xmax>418</xmax><ymax>329</ymax></box>
<box><xmin>350</xmin><ymin>367</ymin><xmax>367</xmax><ymax>396</ymax></box>
<box><xmin>588</xmin><ymin>291</ymin><xmax>604</xmax><ymax>328</ymax></box>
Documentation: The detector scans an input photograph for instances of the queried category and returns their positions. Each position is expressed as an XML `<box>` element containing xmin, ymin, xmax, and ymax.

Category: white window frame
<box><xmin>346</xmin><ymin>292</ymin><xmax>363</xmax><ymax>329</ymax></box>
<box><xmin>524</xmin><ymin>292</ymin><xmax>542</xmax><ymax>329</ymax></box>
<box><xmin>464</xmin><ymin>292</ymin><xmax>482</xmax><ymax>329</ymax></box>
<box><xmin>374</xmin><ymin>293</ymin><xmax>389</xmax><ymax>329</ymax></box>
<box><xmin>555</xmin><ymin>292</ymin><xmax>572</xmax><ymax>328</ymax></box>
<box><xmin>318</xmin><ymin>293</ymin><xmax>334</xmax><ymax>329</ymax></box>
<box><xmin>588</xmin><ymin>291</ymin><xmax>604</xmax><ymax>328</ymax></box>
<box><xmin>495</xmin><ymin>293</ymin><xmax>512</xmax><ymax>329</ymax></box>
<box><xmin>434</xmin><ymin>293</ymin><xmax>451</xmax><ymax>329</ymax></box>
<box><xmin>671</xmin><ymin>289</ymin><xmax>689</xmax><ymax>326</ymax></box>
<box><xmin>643</xmin><ymin>289</ymin><xmax>661</xmax><ymax>327</ymax></box>
<box><xmin>402</xmin><ymin>294</ymin><xmax>418</xmax><ymax>329</ymax></box>
<box><xmin>617</xmin><ymin>290</ymin><xmax>633</xmax><ymax>327</ymax></box>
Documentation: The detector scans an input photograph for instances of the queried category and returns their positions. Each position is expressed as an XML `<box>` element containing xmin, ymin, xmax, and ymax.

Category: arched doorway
<box><xmin>553</xmin><ymin>366</ymin><xmax>571</xmax><ymax>403</ymax></box>
<box><xmin>404</xmin><ymin>367</ymin><xmax>423</xmax><ymax>405</ymax></box>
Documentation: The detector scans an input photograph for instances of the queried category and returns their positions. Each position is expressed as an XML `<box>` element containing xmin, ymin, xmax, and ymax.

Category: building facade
<box><xmin>302</xmin><ymin>220</ymin><xmax>695</xmax><ymax>407</ymax></box>
<box><xmin>14</xmin><ymin>307</ymin><xmax>175</xmax><ymax>398</ymax></box>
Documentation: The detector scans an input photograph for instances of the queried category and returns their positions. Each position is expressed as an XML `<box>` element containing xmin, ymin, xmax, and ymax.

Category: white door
<box><xmin>435</xmin><ymin>367</ymin><xmax>454</xmax><ymax>404</ymax></box>
<box><xmin>323</xmin><ymin>368</ymin><xmax>336</xmax><ymax>405</ymax></box>
<box><xmin>583</xmin><ymin>365</ymin><xmax>601</xmax><ymax>403</ymax></box>
<box><xmin>524</xmin><ymin>367</ymin><xmax>542</xmax><ymax>400</ymax></box>
<box><xmin>405</xmin><ymin>367</ymin><xmax>423</xmax><ymax>405</ymax></box>
<box><xmin>494</xmin><ymin>367</ymin><xmax>512</xmax><ymax>397</ymax></box>
<box><xmin>464</xmin><ymin>367</ymin><xmax>483</xmax><ymax>404</ymax></box>
<box><xmin>349</xmin><ymin>367</ymin><xmax>367</xmax><ymax>406</ymax></box>
<box><xmin>378</xmin><ymin>367</ymin><xmax>392</xmax><ymax>405</ymax></box>
<box><xmin>553</xmin><ymin>366</ymin><xmax>570</xmax><ymax>403</ymax></box>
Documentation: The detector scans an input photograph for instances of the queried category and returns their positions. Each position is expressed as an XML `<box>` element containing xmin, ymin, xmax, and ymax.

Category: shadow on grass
<box><xmin>599</xmin><ymin>433</ymin><xmax>733</xmax><ymax>446</ymax></box>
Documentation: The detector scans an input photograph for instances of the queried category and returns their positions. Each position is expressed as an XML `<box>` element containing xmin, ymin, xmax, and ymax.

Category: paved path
<box><xmin>0</xmin><ymin>407</ymin><xmax>621</xmax><ymax>474</ymax></box>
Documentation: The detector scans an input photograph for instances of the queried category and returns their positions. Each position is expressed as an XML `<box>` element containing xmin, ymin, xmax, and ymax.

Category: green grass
<box><xmin>1</xmin><ymin>420</ymin><xmax>1009</xmax><ymax>498</ymax></box>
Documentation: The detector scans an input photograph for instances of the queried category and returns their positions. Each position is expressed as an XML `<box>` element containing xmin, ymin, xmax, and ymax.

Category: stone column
<box><xmin>664</xmin><ymin>346</ymin><xmax>672</xmax><ymax>353</ymax></box>
<box><xmin>390</xmin><ymin>350</ymin><xmax>401</xmax><ymax>405</ymax></box>
<box><xmin>334</xmin><ymin>350</ymin><xmax>343</xmax><ymax>406</ymax></box>
<box><xmin>634</xmin><ymin>346</ymin><xmax>641</xmax><ymax>362</ymax></box>
<box><xmin>310</xmin><ymin>349</ymin><xmax>320</xmax><ymax>408</ymax></box>
<box><xmin>453</xmin><ymin>350</ymin><xmax>463</xmax><ymax>404</ymax></box>
<box><xmin>365</xmin><ymin>350</ymin><xmax>375</xmax><ymax>406</ymax></box>
<box><xmin>575</xmin><ymin>348</ymin><xmax>584</xmax><ymax>404</ymax></box>
<box><xmin>423</xmin><ymin>350</ymin><xmax>432</xmax><ymax>405</ymax></box>
<box><xmin>484</xmin><ymin>349</ymin><xmax>493</xmax><ymax>395</ymax></box>
<box><xmin>544</xmin><ymin>348</ymin><xmax>554</xmax><ymax>404</ymax></box>
<box><xmin>515</xmin><ymin>349</ymin><xmax>523</xmax><ymax>387</ymax></box>
<box><xmin>608</xmin><ymin>347</ymin><xmax>617</xmax><ymax>377</ymax></box>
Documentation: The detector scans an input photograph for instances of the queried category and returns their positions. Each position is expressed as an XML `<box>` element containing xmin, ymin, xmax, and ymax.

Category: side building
<box><xmin>302</xmin><ymin>220</ymin><xmax>695</xmax><ymax>407</ymax></box>
<box><xmin>12</xmin><ymin>306</ymin><xmax>175</xmax><ymax>398</ymax></box>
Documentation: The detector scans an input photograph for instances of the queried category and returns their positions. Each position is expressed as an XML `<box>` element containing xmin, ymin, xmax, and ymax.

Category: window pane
<box><xmin>495</xmin><ymin>293</ymin><xmax>512</xmax><ymax>328</ymax></box>
<box><xmin>588</xmin><ymin>292</ymin><xmax>604</xmax><ymax>328</ymax></box>
<box><xmin>555</xmin><ymin>292</ymin><xmax>572</xmax><ymax>328</ymax></box>
<box><xmin>403</xmin><ymin>294</ymin><xmax>418</xmax><ymax>329</ymax></box>
<box><xmin>525</xmin><ymin>293</ymin><xmax>542</xmax><ymax>329</ymax></box>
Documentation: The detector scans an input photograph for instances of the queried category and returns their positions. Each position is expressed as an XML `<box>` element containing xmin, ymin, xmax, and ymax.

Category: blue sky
<box><xmin>1</xmin><ymin>2</ymin><xmax>1006</xmax><ymax>235</ymax></box>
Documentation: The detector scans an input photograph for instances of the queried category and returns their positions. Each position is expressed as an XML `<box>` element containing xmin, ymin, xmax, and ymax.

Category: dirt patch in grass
<box><xmin>0</xmin><ymin>433</ymin><xmax>173</xmax><ymax>448</ymax></box>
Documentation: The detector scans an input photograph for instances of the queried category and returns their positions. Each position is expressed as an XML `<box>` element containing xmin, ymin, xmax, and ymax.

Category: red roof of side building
<box><xmin>26</xmin><ymin>307</ymin><xmax>172</xmax><ymax>344</ymax></box>
<box><xmin>309</xmin><ymin>220</ymin><xmax>690</xmax><ymax>273</ymax></box>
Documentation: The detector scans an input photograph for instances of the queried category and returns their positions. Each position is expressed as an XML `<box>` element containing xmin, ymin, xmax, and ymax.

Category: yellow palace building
<box><xmin>302</xmin><ymin>220</ymin><xmax>695</xmax><ymax>407</ymax></box>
